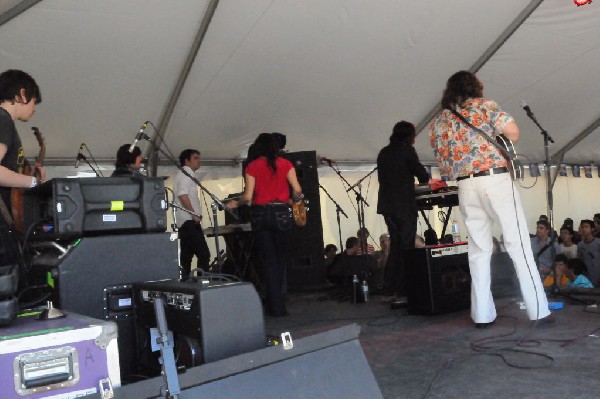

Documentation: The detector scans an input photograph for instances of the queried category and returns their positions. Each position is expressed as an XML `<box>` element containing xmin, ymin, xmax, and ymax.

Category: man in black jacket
<box><xmin>377</xmin><ymin>121</ymin><xmax>429</xmax><ymax>306</ymax></box>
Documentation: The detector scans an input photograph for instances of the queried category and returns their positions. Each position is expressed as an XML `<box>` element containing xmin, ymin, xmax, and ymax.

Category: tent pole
<box><xmin>414</xmin><ymin>0</ymin><xmax>544</xmax><ymax>134</ymax></box>
<box><xmin>0</xmin><ymin>0</ymin><xmax>41</xmax><ymax>27</ymax></box>
<box><xmin>147</xmin><ymin>0</ymin><xmax>221</xmax><ymax>176</ymax></box>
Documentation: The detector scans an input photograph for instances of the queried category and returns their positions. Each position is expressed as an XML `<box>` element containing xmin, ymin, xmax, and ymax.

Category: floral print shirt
<box><xmin>428</xmin><ymin>97</ymin><xmax>514</xmax><ymax>181</ymax></box>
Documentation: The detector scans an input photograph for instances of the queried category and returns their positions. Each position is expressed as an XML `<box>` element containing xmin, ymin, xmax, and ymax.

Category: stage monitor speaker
<box><xmin>283</xmin><ymin>151</ymin><xmax>326</xmax><ymax>289</ymax></box>
<box><xmin>24</xmin><ymin>177</ymin><xmax>167</xmax><ymax>239</ymax></box>
<box><xmin>405</xmin><ymin>244</ymin><xmax>471</xmax><ymax>315</ymax></box>
<box><xmin>491</xmin><ymin>252</ymin><xmax>520</xmax><ymax>298</ymax></box>
<box><xmin>109</xmin><ymin>324</ymin><xmax>383</xmax><ymax>399</ymax></box>
<box><xmin>28</xmin><ymin>233</ymin><xmax>179</xmax><ymax>381</ymax></box>
<box><xmin>133</xmin><ymin>279</ymin><xmax>265</xmax><ymax>376</ymax></box>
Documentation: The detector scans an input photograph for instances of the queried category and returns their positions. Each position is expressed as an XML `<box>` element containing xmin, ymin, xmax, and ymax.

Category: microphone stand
<box><xmin>137</xmin><ymin>133</ymin><xmax>238</xmax><ymax>273</ymax></box>
<box><xmin>82</xmin><ymin>144</ymin><xmax>104</xmax><ymax>177</ymax></box>
<box><xmin>523</xmin><ymin>105</ymin><xmax>559</xmax><ymax>295</ymax></box>
<box><xmin>319</xmin><ymin>183</ymin><xmax>348</xmax><ymax>252</ymax></box>
<box><xmin>78</xmin><ymin>154</ymin><xmax>102</xmax><ymax>177</ymax></box>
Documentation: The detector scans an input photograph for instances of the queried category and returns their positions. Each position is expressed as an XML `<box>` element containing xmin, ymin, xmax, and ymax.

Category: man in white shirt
<box><xmin>175</xmin><ymin>149</ymin><xmax>210</xmax><ymax>280</ymax></box>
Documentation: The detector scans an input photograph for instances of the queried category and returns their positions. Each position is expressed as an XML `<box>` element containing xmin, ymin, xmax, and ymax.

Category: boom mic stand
<box><xmin>136</xmin><ymin>133</ymin><xmax>238</xmax><ymax>273</ymax></box>
<box><xmin>319</xmin><ymin>183</ymin><xmax>348</xmax><ymax>252</ymax></box>
<box><xmin>76</xmin><ymin>153</ymin><xmax>102</xmax><ymax>177</ymax></box>
<box><xmin>82</xmin><ymin>143</ymin><xmax>104</xmax><ymax>176</ymax></box>
<box><xmin>523</xmin><ymin>103</ymin><xmax>559</xmax><ymax>295</ymax></box>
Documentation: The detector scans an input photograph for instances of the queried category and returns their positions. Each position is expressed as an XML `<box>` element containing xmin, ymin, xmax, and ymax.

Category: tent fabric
<box><xmin>1</xmin><ymin>0</ymin><xmax>599</xmax><ymax>168</ymax></box>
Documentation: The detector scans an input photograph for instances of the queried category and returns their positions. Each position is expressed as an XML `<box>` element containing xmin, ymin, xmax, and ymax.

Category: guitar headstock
<box><xmin>31</xmin><ymin>127</ymin><xmax>45</xmax><ymax>148</ymax></box>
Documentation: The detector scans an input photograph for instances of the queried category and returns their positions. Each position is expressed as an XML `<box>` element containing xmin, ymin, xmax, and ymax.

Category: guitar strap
<box><xmin>448</xmin><ymin>108</ymin><xmax>516</xmax><ymax>161</ymax></box>
<box><xmin>0</xmin><ymin>196</ymin><xmax>15</xmax><ymax>229</ymax></box>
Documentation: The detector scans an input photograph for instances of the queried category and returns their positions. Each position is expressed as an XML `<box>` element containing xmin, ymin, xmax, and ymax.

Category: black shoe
<box><xmin>475</xmin><ymin>321</ymin><xmax>495</xmax><ymax>329</ymax></box>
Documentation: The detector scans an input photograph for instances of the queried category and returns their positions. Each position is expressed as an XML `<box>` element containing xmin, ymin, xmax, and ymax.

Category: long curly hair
<box><xmin>441</xmin><ymin>71</ymin><xmax>483</xmax><ymax>110</ymax></box>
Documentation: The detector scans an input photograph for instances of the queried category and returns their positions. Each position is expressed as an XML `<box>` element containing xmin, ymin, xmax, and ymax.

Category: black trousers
<box><xmin>178</xmin><ymin>220</ymin><xmax>210</xmax><ymax>280</ymax></box>
<box><xmin>250</xmin><ymin>203</ymin><xmax>293</xmax><ymax>317</ymax></box>
<box><xmin>382</xmin><ymin>211</ymin><xmax>417</xmax><ymax>297</ymax></box>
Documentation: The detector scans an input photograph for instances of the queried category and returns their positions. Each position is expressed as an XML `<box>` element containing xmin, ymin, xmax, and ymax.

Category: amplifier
<box><xmin>24</xmin><ymin>177</ymin><xmax>167</xmax><ymax>239</ymax></box>
<box><xmin>133</xmin><ymin>279</ymin><xmax>265</xmax><ymax>376</ymax></box>
<box><xmin>405</xmin><ymin>244</ymin><xmax>471</xmax><ymax>315</ymax></box>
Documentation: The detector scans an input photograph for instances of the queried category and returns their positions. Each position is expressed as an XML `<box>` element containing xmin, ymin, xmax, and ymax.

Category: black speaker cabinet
<box><xmin>24</xmin><ymin>177</ymin><xmax>167</xmax><ymax>239</ymax></box>
<box><xmin>405</xmin><ymin>244</ymin><xmax>471</xmax><ymax>315</ymax></box>
<box><xmin>282</xmin><ymin>151</ymin><xmax>327</xmax><ymax>289</ymax></box>
<box><xmin>28</xmin><ymin>233</ymin><xmax>179</xmax><ymax>381</ymax></box>
<box><xmin>133</xmin><ymin>279</ymin><xmax>266</xmax><ymax>376</ymax></box>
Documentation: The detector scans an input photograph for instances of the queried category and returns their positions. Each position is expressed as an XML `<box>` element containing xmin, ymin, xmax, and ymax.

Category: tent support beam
<box><xmin>0</xmin><ymin>0</ymin><xmax>42</xmax><ymax>27</ymax></box>
<box><xmin>147</xmin><ymin>0</ymin><xmax>220</xmax><ymax>176</ymax></box>
<box><xmin>548</xmin><ymin>116</ymin><xmax>600</xmax><ymax>167</ymax></box>
<box><xmin>414</xmin><ymin>0</ymin><xmax>544</xmax><ymax>134</ymax></box>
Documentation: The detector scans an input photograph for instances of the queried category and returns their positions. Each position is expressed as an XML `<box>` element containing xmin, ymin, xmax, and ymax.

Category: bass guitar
<box><xmin>11</xmin><ymin>127</ymin><xmax>45</xmax><ymax>233</ymax></box>
<box><xmin>292</xmin><ymin>199</ymin><xmax>308</xmax><ymax>227</ymax></box>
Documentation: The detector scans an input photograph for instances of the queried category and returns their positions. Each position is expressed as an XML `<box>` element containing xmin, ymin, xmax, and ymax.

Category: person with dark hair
<box><xmin>0</xmin><ymin>69</ymin><xmax>45</xmax><ymax>269</ymax></box>
<box><xmin>565</xmin><ymin>257</ymin><xmax>593</xmax><ymax>288</ymax></box>
<box><xmin>559</xmin><ymin>225</ymin><xmax>577</xmax><ymax>258</ymax></box>
<box><xmin>531</xmin><ymin>220</ymin><xmax>561</xmax><ymax>276</ymax></box>
<box><xmin>377</xmin><ymin>120</ymin><xmax>430</xmax><ymax>307</ymax></box>
<box><xmin>543</xmin><ymin>254</ymin><xmax>569</xmax><ymax>288</ymax></box>
<box><xmin>174</xmin><ymin>149</ymin><xmax>210</xmax><ymax>280</ymax></box>
<box><xmin>577</xmin><ymin>219</ymin><xmax>600</xmax><ymax>286</ymax></box>
<box><xmin>429</xmin><ymin>71</ymin><xmax>552</xmax><ymax>328</ymax></box>
<box><xmin>111</xmin><ymin>144</ymin><xmax>143</xmax><ymax>176</ymax></box>
<box><xmin>228</xmin><ymin>133</ymin><xmax>302</xmax><ymax>317</ymax></box>
<box><xmin>593</xmin><ymin>213</ymin><xmax>600</xmax><ymax>239</ymax></box>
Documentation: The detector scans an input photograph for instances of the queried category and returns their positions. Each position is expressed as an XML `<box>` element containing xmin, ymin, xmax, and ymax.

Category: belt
<box><xmin>456</xmin><ymin>167</ymin><xmax>509</xmax><ymax>181</ymax></box>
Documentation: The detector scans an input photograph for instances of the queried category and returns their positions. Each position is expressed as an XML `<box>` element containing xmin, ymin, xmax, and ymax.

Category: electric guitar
<box><xmin>11</xmin><ymin>127</ymin><xmax>45</xmax><ymax>233</ymax></box>
<box><xmin>292</xmin><ymin>199</ymin><xmax>308</xmax><ymax>227</ymax></box>
<box><xmin>495</xmin><ymin>134</ymin><xmax>524</xmax><ymax>181</ymax></box>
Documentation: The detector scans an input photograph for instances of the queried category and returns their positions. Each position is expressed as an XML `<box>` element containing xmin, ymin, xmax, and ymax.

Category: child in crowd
<box><xmin>565</xmin><ymin>258</ymin><xmax>594</xmax><ymax>288</ymax></box>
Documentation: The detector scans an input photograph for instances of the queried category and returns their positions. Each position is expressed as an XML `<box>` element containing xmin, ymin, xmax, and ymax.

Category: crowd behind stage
<box><xmin>324</xmin><ymin>213</ymin><xmax>600</xmax><ymax>296</ymax></box>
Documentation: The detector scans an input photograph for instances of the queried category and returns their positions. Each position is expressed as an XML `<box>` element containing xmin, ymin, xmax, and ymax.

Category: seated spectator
<box><xmin>371</xmin><ymin>234</ymin><xmax>390</xmax><ymax>292</ymax></box>
<box><xmin>577</xmin><ymin>219</ymin><xmax>600</xmax><ymax>286</ymax></box>
<box><xmin>565</xmin><ymin>258</ymin><xmax>594</xmax><ymax>288</ymax></box>
<box><xmin>324</xmin><ymin>244</ymin><xmax>338</xmax><ymax>269</ymax></box>
<box><xmin>543</xmin><ymin>254</ymin><xmax>569</xmax><ymax>288</ymax></box>
<box><xmin>558</xmin><ymin>226</ymin><xmax>577</xmax><ymax>259</ymax></box>
<box><xmin>356</xmin><ymin>227</ymin><xmax>375</xmax><ymax>255</ymax></box>
<box><xmin>594</xmin><ymin>213</ymin><xmax>600</xmax><ymax>239</ymax></box>
<box><xmin>536</xmin><ymin>214</ymin><xmax>557</xmax><ymax>240</ymax></box>
<box><xmin>327</xmin><ymin>237</ymin><xmax>366</xmax><ymax>285</ymax></box>
<box><xmin>531</xmin><ymin>220</ymin><xmax>561</xmax><ymax>274</ymax></box>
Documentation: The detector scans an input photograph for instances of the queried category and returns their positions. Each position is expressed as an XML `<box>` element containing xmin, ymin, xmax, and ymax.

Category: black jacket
<box><xmin>376</xmin><ymin>142</ymin><xmax>429</xmax><ymax>215</ymax></box>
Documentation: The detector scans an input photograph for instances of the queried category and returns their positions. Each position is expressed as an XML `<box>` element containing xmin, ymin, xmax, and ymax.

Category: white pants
<box><xmin>458</xmin><ymin>173</ymin><xmax>550</xmax><ymax>323</ymax></box>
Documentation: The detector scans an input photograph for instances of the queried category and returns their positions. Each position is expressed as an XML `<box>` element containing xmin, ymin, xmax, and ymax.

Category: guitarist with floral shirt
<box><xmin>0</xmin><ymin>69</ymin><xmax>45</xmax><ymax>266</ymax></box>
<box><xmin>429</xmin><ymin>70</ymin><xmax>552</xmax><ymax>328</ymax></box>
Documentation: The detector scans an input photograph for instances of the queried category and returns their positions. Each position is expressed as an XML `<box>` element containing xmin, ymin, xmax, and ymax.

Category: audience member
<box><xmin>415</xmin><ymin>234</ymin><xmax>426</xmax><ymax>248</ymax></box>
<box><xmin>356</xmin><ymin>227</ymin><xmax>375</xmax><ymax>255</ymax></box>
<box><xmin>542</xmin><ymin>254</ymin><xmax>569</xmax><ymax>288</ymax></box>
<box><xmin>558</xmin><ymin>226</ymin><xmax>577</xmax><ymax>259</ymax></box>
<box><xmin>530</xmin><ymin>220</ymin><xmax>561</xmax><ymax>275</ymax></box>
<box><xmin>565</xmin><ymin>257</ymin><xmax>594</xmax><ymax>288</ymax></box>
<box><xmin>324</xmin><ymin>244</ymin><xmax>338</xmax><ymax>269</ymax></box>
<box><xmin>327</xmin><ymin>237</ymin><xmax>361</xmax><ymax>285</ymax></box>
<box><xmin>371</xmin><ymin>234</ymin><xmax>390</xmax><ymax>292</ymax></box>
<box><xmin>577</xmin><ymin>220</ymin><xmax>600</xmax><ymax>286</ymax></box>
<box><xmin>594</xmin><ymin>213</ymin><xmax>600</xmax><ymax>239</ymax></box>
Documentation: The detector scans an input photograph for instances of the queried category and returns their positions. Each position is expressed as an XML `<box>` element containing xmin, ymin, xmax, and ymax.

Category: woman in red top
<box><xmin>228</xmin><ymin>133</ymin><xmax>302</xmax><ymax>317</ymax></box>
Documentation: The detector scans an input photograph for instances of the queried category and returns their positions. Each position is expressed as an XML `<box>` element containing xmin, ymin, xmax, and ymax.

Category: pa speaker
<box><xmin>405</xmin><ymin>244</ymin><xmax>471</xmax><ymax>315</ymax></box>
<box><xmin>133</xmin><ymin>279</ymin><xmax>266</xmax><ymax>376</ymax></box>
<box><xmin>283</xmin><ymin>151</ymin><xmax>327</xmax><ymax>289</ymax></box>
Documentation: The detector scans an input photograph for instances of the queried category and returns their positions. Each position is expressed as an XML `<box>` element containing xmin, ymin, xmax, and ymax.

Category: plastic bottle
<box><xmin>362</xmin><ymin>280</ymin><xmax>369</xmax><ymax>302</ymax></box>
<box><xmin>352</xmin><ymin>274</ymin><xmax>359</xmax><ymax>304</ymax></box>
<box><xmin>451</xmin><ymin>219</ymin><xmax>460</xmax><ymax>243</ymax></box>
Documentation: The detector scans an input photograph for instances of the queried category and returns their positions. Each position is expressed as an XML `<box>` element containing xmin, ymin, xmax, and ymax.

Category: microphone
<box><xmin>75</xmin><ymin>153</ymin><xmax>86</xmax><ymax>168</ymax></box>
<box><xmin>520</xmin><ymin>100</ymin><xmax>532</xmax><ymax>115</ymax></box>
<box><xmin>319</xmin><ymin>156</ymin><xmax>335</xmax><ymax>165</ymax></box>
<box><xmin>129</xmin><ymin>121</ymin><xmax>150</xmax><ymax>153</ymax></box>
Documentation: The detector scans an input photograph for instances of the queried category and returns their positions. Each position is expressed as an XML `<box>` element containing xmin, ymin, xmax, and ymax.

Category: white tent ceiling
<box><xmin>1</xmin><ymin>0</ymin><xmax>599</xmax><ymax>169</ymax></box>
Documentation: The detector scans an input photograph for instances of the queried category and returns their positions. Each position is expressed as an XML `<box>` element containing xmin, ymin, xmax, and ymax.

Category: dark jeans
<box><xmin>250</xmin><ymin>203</ymin><xmax>293</xmax><ymax>316</ymax></box>
<box><xmin>383</xmin><ymin>211</ymin><xmax>417</xmax><ymax>297</ymax></box>
<box><xmin>179</xmin><ymin>220</ymin><xmax>210</xmax><ymax>280</ymax></box>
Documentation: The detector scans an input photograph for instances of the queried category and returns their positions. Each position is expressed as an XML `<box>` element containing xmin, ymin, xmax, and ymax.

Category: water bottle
<box><xmin>362</xmin><ymin>280</ymin><xmax>369</xmax><ymax>302</ymax></box>
<box><xmin>352</xmin><ymin>274</ymin><xmax>359</xmax><ymax>304</ymax></box>
<box><xmin>451</xmin><ymin>219</ymin><xmax>460</xmax><ymax>243</ymax></box>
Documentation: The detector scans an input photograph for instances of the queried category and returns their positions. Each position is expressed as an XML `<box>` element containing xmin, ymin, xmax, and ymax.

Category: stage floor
<box><xmin>265</xmin><ymin>290</ymin><xmax>600</xmax><ymax>399</ymax></box>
